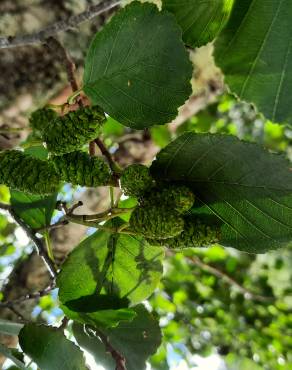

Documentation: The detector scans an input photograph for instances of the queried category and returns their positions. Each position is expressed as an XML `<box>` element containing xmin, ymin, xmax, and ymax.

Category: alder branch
<box><xmin>0</xmin><ymin>0</ymin><xmax>121</xmax><ymax>49</ymax></box>
<box><xmin>95</xmin><ymin>138</ymin><xmax>122</xmax><ymax>176</ymax></box>
<box><xmin>0</xmin><ymin>286</ymin><xmax>54</xmax><ymax>309</ymax></box>
<box><xmin>94</xmin><ymin>328</ymin><xmax>127</xmax><ymax>370</ymax></box>
<box><xmin>185</xmin><ymin>254</ymin><xmax>274</xmax><ymax>303</ymax></box>
<box><xmin>45</xmin><ymin>37</ymin><xmax>79</xmax><ymax>92</ymax></box>
<box><xmin>0</xmin><ymin>204</ymin><xmax>57</xmax><ymax>279</ymax></box>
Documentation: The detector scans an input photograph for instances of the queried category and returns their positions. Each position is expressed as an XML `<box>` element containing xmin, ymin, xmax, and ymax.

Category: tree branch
<box><xmin>184</xmin><ymin>254</ymin><xmax>274</xmax><ymax>303</ymax></box>
<box><xmin>4</xmin><ymin>206</ymin><xmax>58</xmax><ymax>279</ymax></box>
<box><xmin>95</xmin><ymin>328</ymin><xmax>127</xmax><ymax>370</ymax></box>
<box><xmin>0</xmin><ymin>286</ymin><xmax>54</xmax><ymax>309</ymax></box>
<box><xmin>0</xmin><ymin>0</ymin><xmax>121</xmax><ymax>49</ymax></box>
<box><xmin>45</xmin><ymin>37</ymin><xmax>79</xmax><ymax>93</ymax></box>
<box><xmin>95</xmin><ymin>138</ymin><xmax>121</xmax><ymax>176</ymax></box>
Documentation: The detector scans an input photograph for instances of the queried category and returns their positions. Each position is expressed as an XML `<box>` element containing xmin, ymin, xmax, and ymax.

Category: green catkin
<box><xmin>53</xmin><ymin>151</ymin><xmax>112</xmax><ymax>187</ymax></box>
<box><xmin>147</xmin><ymin>218</ymin><xmax>221</xmax><ymax>249</ymax></box>
<box><xmin>0</xmin><ymin>150</ymin><xmax>60</xmax><ymax>195</ymax></box>
<box><xmin>29</xmin><ymin>108</ymin><xmax>58</xmax><ymax>134</ymax></box>
<box><xmin>120</xmin><ymin>164</ymin><xmax>154</xmax><ymax>197</ymax></box>
<box><xmin>142</xmin><ymin>185</ymin><xmax>195</xmax><ymax>214</ymax></box>
<box><xmin>42</xmin><ymin>106</ymin><xmax>106</xmax><ymax>155</ymax></box>
<box><xmin>129</xmin><ymin>205</ymin><xmax>184</xmax><ymax>239</ymax></box>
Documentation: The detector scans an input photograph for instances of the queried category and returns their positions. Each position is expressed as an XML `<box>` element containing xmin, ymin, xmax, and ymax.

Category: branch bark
<box><xmin>0</xmin><ymin>0</ymin><xmax>121</xmax><ymax>49</ymax></box>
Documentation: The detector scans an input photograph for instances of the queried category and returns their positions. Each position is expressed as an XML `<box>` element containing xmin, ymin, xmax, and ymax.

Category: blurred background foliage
<box><xmin>1</xmin><ymin>93</ymin><xmax>292</xmax><ymax>370</ymax></box>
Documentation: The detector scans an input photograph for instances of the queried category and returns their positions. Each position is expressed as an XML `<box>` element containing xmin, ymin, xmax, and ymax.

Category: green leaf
<box><xmin>0</xmin><ymin>344</ymin><xmax>26</xmax><ymax>370</ymax></box>
<box><xmin>19</xmin><ymin>324</ymin><xmax>87</xmax><ymax>370</ymax></box>
<box><xmin>214</xmin><ymin>0</ymin><xmax>292</xmax><ymax>125</ymax></box>
<box><xmin>162</xmin><ymin>0</ymin><xmax>235</xmax><ymax>47</ymax></box>
<box><xmin>10</xmin><ymin>190</ymin><xmax>57</xmax><ymax>230</ymax></box>
<box><xmin>61</xmin><ymin>294</ymin><xmax>136</xmax><ymax>328</ymax></box>
<box><xmin>151</xmin><ymin>132</ymin><xmax>292</xmax><ymax>253</ymax></box>
<box><xmin>0</xmin><ymin>319</ymin><xmax>23</xmax><ymax>336</ymax></box>
<box><xmin>73</xmin><ymin>304</ymin><xmax>162</xmax><ymax>370</ymax></box>
<box><xmin>57</xmin><ymin>230</ymin><xmax>164</xmax><ymax>305</ymax></box>
<box><xmin>83</xmin><ymin>1</ymin><xmax>192</xmax><ymax>129</ymax></box>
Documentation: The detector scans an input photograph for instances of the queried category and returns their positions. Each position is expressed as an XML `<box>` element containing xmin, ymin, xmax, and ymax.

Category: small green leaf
<box><xmin>0</xmin><ymin>319</ymin><xmax>23</xmax><ymax>336</ymax></box>
<box><xmin>10</xmin><ymin>191</ymin><xmax>57</xmax><ymax>230</ymax></box>
<box><xmin>57</xmin><ymin>230</ymin><xmax>164</xmax><ymax>305</ymax></box>
<box><xmin>162</xmin><ymin>0</ymin><xmax>235</xmax><ymax>47</ymax></box>
<box><xmin>151</xmin><ymin>132</ymin><xmax>292</xmax><ymax>253</ymax></box>
<box><xmin>83</xmin><ymin>1</ymin><xmax>192</xmax><ymax>129</ymax></box>
<box><xmin>19</xmin><ymin>324</ymin><xmax>87</xmax><ymax>370</ymax></box>
<box><xmin>73</xmin><ymin>304</ymin><xmax>162</xmax><ymax>370</ymax></box>
<box><xmin>0</xmin><ymin>344</ymin><xmax>26</xmax><ymax>370</ymax></box>
<box><xmin>214</xmin><ymin>0</ymin><xmax>292</xmax><ymax>125</ymax></box>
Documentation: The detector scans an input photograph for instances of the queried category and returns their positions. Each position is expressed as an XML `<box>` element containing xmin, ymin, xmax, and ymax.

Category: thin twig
<box><xmin>0</xmin><ymin>0</ymin><xmax>121</xmax><ymax>49</ymax></box>
<box><xmin>95</xmin><ymin>328</ymin><xmax>127</xmax><ymax>370</ymax></box>
<box><xmin>95</xmin><ymin>138</ymin><xmax>121</xmax><ymax>176</ymax></box>
<box><xmin>184</xmin><ymin>254</ymin><xmax>274</xmax><ymax>303</ymax></box>
<box><xmin>0</xmin><ymin>286</ymin><xmax>54</xmax><ymax>309</ymax></box>
<box><xmin>45</xmin><ymin>37</ymin><xmax>79</xmax><ymax>92</ymax></box>
<box><xmin>9</xmin><ymin>208</ymin><xmax>57</xmax><ymax>279</ymax></box>
<box><xmin>0</xmin><ymin>203</ymin><xmax>11</xmax><ymax>211</ymax></box>
<box><xmin>7</xmin><ymin>306</ymin><xmax>28</xmax><ymax>323</ymax></box>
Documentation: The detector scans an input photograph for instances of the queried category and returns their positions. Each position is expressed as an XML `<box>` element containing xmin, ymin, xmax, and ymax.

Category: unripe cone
<box><xmin>42</xmin><ymin>106</ymin><xmax>105</xmax><ymax>155</ymax></box>
<box><xmin>129</xmin><ymin>205</ymin><xmax>184</xmax><ymax>239</ymax></box>
<box><xmin>0</xmin><ymin>150</ymin><xmax>59</xmax><ymax>195</ymax></box>
<box><xmin>29</xmin><ymin>108</ymin><xmax>57</xmax><ymax>134</ymax></box>
<box><xmin>53</xmin><ymin>151</ymin><xmax>112</xmax><ymax>187</ymax></box>
<box><xmin>147</xmin><ymin>218</ymin><xmax>220</xmax><ymax>249</ymax></box>
<box><xmin>143</xmin><ymin>185</ymin><xmax>195</xmax><ymax>214</ymax></box>
<box><xmin>120</xmin><ymin>164</ymin><xmax>154</xmax><ymax>197</ymax></box>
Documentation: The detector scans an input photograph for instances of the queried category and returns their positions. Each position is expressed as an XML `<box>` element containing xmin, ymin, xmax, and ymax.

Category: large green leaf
<box><xmin>151</xmin><ymin>132</ymin><xmax>292</xmax><ymax>253</ymax></box>
<box><xmin>19</xmin><ymin>324</ymin><xmax>87</xmax><ymax>370</ymax></box>
<box><xmin>83</xmin><ymin>1</ymin><xmax>192</xmax><ymax>129</ymax></box>
<box><xmin>57</xmin><ymin>230</ymin><xmax>164</xmax><ymax>305</ymax></box>
<box><xmin>214</xmin><ymin>0</ymin><xmax>292</xmax><ymax>125</ymax></box>
<box><xmin>162</xmin><ymin>0</ymin><xmax>235</xmax><ymax>47</ymax></box>
<box><xmin>10</xmin><ymin>190</ymin><xmax>57</xmax><ymax>230</ymax></box>
<box><xmin>0</xmin><ymin>319</ymin><xmax>23</xmax><ymax>336</ymax></box>
<box><xmin>73</xmin><ymin>304</ymin><xmax>162</xmax><ymax>370</ymax></box>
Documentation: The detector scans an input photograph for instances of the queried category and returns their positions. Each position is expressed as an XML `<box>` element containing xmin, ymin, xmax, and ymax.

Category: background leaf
<box><xmin>0</xmin><ymin>319</ymin><xmax>23</xmax><ymax>336</ymax></box>
<box><xmin>0</xmin><ymin>344</ymin><xmax>26</xmax><ymax>370</ymax></box>
<box><xmin>162</xmin><ymin>0</ymin><xmax>235</xmax><ymax>48</ymax></box>
<box><xmin>214</xmin><ymin>0</ymin><xmax>292</xmax><ymax>125</ymax></box>
<box><xmin>19</xmin><ymin>324</ymin><xmax>87</xmax><ymax>370</ymax></box>
<box><xmin>10</xmin><ymin>191</ymin><xmax>57</xmax><ymax>230</ymax></box>
<box><xmin>73</xmin><ymin>304</ymin><xmax>162</xmax><ymax>370</ymax></box>
<box><xmin>151</xmin><ymin>132</ymin><xmax>292</xmax><ymax>253</ymax></box>
<box><xmin>57</xmin><ymin>230</ymin><xmax>164</xmax><ymax>305</ymax></box>
<box><xmin>83</xmin><ymin>1</ymin><xmax>192</xmax><ymax>129</ymax></box>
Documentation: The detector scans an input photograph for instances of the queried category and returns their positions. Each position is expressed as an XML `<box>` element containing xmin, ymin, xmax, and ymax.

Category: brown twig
<box><xmin>0</xmin><ymin>0</ymin><xmax>121</xmax><ymax>49</ymax></box>
<box><xmin>184</xmin><ymin>254</ymin><xmax>274</xmax><ymax>303</ymax></box>
<box><xmin>95</xmin><ymin>328</ymin><xmax>127</xmax><ymax>370</ymax></box>
<box><xmin>0</xmin><ymin>285</ymin><xmax>54</xmax><ymax>309</ymax></box>
<box><xmin>95</xmin><ymin>138</ymin><xmax>121</xmax><ymax>176</ymax></box>
<box><xmin>0</xmin><ymin>203</ymin><xmax>11</xmax><ymax>211</ymax></box>
<box><xmin>45</xmin><ymin>37</ymin><xmax>79</xmax><ymax>92</ymax></box>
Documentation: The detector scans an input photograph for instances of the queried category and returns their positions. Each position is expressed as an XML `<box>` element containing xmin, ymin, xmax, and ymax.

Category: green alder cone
<box><xmin>42</xmin><ymin>106</ymin><xmax>106</xmax><ymax>155</ymax></box>
<box><xmin>120</xmin><ymin>164</ymin><xmax>154</xmax><ymax>197</ymax></box>
<box><xmin>0</xmin><ymin>150</ymin><xmax>59</xmax><ymax>194</ymax></box>
<box><xmin>143</xmin><ymin>185</ymin><xmax>195</xmax><ymax>214</ymax></box>
<box><xmin>147</xmin><ymin>218</ymin><xmax>221</xmax><ymax>249</ymax></box>
<box><xmin>53</xmin><ymin>151</ymin><xmax>113</xmax><ymax>187</ymax></box>
<box><xmin>129</xmin><ymin>205</ymin><xmax>184</xmax><ymax>239</ymax></box>
<box><xmin>29</xmin><ymin>107</ymin><xmax>58</xmax><ymax>134</ymax></box>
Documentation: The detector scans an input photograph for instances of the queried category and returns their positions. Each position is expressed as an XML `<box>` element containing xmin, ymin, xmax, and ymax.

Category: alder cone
<box><xmin>148</xmin><ymin>218</ymin><xmax>221</xmax><ymax>249</ymax></box>
<box><xmin>53</xmin><ymin>151</ymin><xmax>112</xmax><ymax>187</ymax></box>
<box><xmin>142</xmin><ymin>185</ymin><xmax>195</xmax><ymax>214</ymax></box>
<box><xmin>29</xmin><ymin>108</ymin><xmax>57</xmax><ymax>134</ymax></box>
<box><xmin>43</xmin><ymin>106</ymin><xmax>105</xmax><ymax>155</ymax></box>
<box><xmin>120</xmin><ymin>164</ymin><xmax>154</xmax><ymax>197</ymax></box>
<box><xmin>130</xmin><ymin>205</ymin><xmax>184</xmax><ymax>239</ymax></box>
<box><xmin>0</xmin><ymin>150</ymin><xmax>59</xmax><ymax>194</ymax></box>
